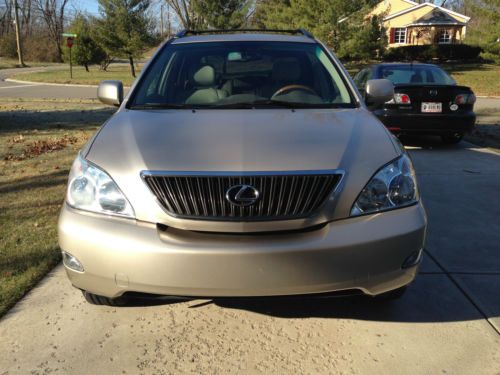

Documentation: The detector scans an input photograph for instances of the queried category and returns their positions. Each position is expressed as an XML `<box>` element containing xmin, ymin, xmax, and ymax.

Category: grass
<box><xmin>0</xmin><ymin>58</ymin><xmax>61</xmax><ymax>70</ymax></box>
<box><xmin>11</xmin><ymin>64</ymin><xmax>142</xmax><ymax>86</ymax></box>
<box><xmin>0</xmin><ymin>100</ymin><xmax>113</xmax><ymax>317</ymax></box>
<box><xmin>443</xmin><ymin>63</ymin><xmax>500</xmax><ymax>97</ymax></box>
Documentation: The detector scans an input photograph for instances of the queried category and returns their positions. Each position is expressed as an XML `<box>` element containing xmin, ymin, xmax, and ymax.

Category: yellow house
<box><xmin>370</xmin><ymin>0</ymin><xmax>470</xmax><ymax>47</ymax></box>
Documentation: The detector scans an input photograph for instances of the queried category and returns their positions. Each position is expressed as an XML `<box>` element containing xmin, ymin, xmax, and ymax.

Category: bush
<box><xmin>62</xmin><ymin>35</ymin><xmax>107</xmax><ymax>71</ymax></box>
<box><xmin>23</xmin><ymin>36</ymin><xmax>60</xmax><ymax>62</ymax></box>
<box><xmin>480</xmin><ymin>42</ymin><xmax>500</xmax><ymax>63</ymax></box>
<box><xmin>0</xmin><ymin>35</ymin><xmax>18</xmax><ymax>58</ymax></box>
<box><xmin>0</xmin><ymin>34</ymin><xmax>59</xmax><ymax>62</ymax></box>
<box><xmin>62</xmin><ymin>15</ymin><xmax>107</xmax><ymax>71</ymax></box>
<box><xmin>383</xmin><ymin>44</ymin><xmax>482</xmax><ymax>62</ymax></box>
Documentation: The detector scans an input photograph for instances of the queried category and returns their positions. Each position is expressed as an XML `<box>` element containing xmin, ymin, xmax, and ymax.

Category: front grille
<box><xmin>142</xmin><ymin>171</ymin><xmax>343</xmax><ymax>221</ymax></box>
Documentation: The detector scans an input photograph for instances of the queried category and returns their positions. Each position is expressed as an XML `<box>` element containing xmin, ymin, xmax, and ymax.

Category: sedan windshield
<box><xmin>130</xmin><ymin>41</ymin><xmax>354</xmax><ymax>109</ymax></box>
<box><xmin>379</xmin><ymin>65</ymin><xmax>456</xmax><ymax>85</ymax></box>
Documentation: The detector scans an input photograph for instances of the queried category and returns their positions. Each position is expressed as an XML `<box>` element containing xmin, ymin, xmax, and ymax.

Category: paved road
<box><xmin>0</xmin><ymin>138</ymin><xmax>499</xmax><ymax>374</ymax></box>
<box><xmin>0</xmin><ymin>65</ymin><xmax>134</xmax><ymax>100</ymax></box>
<box><xmin>0</xmin><ymin>76</ymin><xmax>98</xmax><ymax>100</ymax></box>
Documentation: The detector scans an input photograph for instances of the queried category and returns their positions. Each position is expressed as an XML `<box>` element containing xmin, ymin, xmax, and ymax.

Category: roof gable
<box><xmin>413</xmin><ymin>8</ymin><xmax>466</xmax><ymax>25</ymax></box>
<box><xmin>384</xmin><ymin>3</ymin><xmax>470</xmax><ymax>23</ymax></box>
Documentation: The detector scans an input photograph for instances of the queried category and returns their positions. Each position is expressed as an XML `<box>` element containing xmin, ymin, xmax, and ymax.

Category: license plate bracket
<box><xmin>421</xmin><ymin>102</ymin><xmax>442</xmax><ymax>113</ymax></box>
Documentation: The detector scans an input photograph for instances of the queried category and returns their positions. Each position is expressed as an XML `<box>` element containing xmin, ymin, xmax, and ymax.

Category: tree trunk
<box><xmin>84</xmin><ymin>63</ymin><xmax>89</xmax><ymax>72</ymax></box>
<box><xmin>55</xmin><ymin>43</ymin><xmax>63</xmax><ymax>63</ymax></box>
<box><xmin>129</xmin><ymin>55</ymin><xmax>136</xmax><ymax>77</ymax></box>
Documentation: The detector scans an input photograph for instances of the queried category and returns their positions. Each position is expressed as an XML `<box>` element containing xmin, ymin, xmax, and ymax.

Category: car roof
<box><xmin>171</xmin><ymin>33</ymin><xmax>316</xmax><ymax>45</ymax></box>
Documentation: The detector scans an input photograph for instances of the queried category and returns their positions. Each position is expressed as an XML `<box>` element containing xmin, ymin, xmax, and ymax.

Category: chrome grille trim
<box><xmin>141</xmin><ymin>170</ymin><xmax>345</xmax><ymax>221</ymax></box>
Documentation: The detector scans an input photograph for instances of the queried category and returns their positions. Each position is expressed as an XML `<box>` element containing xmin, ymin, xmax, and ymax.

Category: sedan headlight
<box><xmin>351</xmin><ymin>154</ymin><xmax>418</xmax><ymax>216</ymax></box>
<box><xmin>66</xmin><ymin>153</ymin><xmax>134</xmax><ymax>218</ymax></box>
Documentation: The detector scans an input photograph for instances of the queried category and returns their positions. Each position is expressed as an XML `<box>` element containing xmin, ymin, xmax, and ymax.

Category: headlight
<box><xmin>351</xmin><ymin>154</ymin><xmax>418</xmax><ymax>216</ymax></box>
<box><xmin>66</xmin><ymin>153</ymin><xmax>135</xmax><ymax>218</ymax></box>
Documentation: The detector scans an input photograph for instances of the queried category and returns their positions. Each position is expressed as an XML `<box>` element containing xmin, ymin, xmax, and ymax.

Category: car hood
<box><xmin>85</xmin><ymin>108</ymin><xmax>400</xmax><ymax>231</ymax></box>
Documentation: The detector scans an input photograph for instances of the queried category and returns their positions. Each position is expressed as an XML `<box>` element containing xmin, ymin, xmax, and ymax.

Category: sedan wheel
<box><xmin>441</xmin><ymin>132</ymin><xmax>464</xmax><ymax>144</ymax></box>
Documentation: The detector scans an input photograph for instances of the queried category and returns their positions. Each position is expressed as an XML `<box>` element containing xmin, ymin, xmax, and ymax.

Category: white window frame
<box><xmin>439</xmin><ymin>29</ymin><xmax>452</xmax><ymax>44</ymax></box>
<box><xmin>394</xmin><ymin>28</ymin><xmax>407</xmax><ymax>44</ymax></box>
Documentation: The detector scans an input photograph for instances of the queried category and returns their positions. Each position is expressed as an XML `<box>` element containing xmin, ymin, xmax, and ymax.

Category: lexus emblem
<box><xmin>225</xmin><ymin>184</ymin><xmax>260</xmax><ymax>207</ymax></box>
<box><xmin>429</xmin><ymin>89</ymin><xmax>438</xmax><ymax>96</ymax></box>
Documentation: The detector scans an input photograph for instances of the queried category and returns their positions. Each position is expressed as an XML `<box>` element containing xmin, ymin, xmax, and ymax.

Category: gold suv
<box><xmin>58</xmin><ymin>30</ymin><xmax>426</xmax><ymax>305</ymax></box>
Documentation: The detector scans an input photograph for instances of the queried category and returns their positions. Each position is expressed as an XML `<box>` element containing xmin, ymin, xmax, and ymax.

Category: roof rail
<box><xmin>175</xmin><ymin>30</ymin><xmax>188</xmax><ymax>38</ymax></box>
<box><xmin>174</xmin><ymin>29</ymin><xmax>315</xmax><ymax>39</ymax></box>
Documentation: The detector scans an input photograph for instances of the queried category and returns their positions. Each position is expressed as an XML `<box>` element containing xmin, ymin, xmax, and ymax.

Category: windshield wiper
<box><xmin>130</xmin><ymin>100</ymin><xmax>336</xmax><ymax>110</ymax></box>
<box><xmin>251</xmin><ymin>99</ymin><xmax>301</xmax><ymax>108</ymax></box>
<box><xmin>129</xmin><ymin>103</ymin><xmax>188</xmax><ymax>109</ymax></box>
<box><xmin>252</xmin><ymin>100</ymin><xmax>332</xmax><ymax>108</ymax></box>
<box><xmin>210</xmin><ymin>102</ymin><xmax>255</xmax><ymax>109</ymax></box>
<box><xmin>212</xmin><ymin>100</ymin><xmax>318</xmax><ymax>109</ymax></box>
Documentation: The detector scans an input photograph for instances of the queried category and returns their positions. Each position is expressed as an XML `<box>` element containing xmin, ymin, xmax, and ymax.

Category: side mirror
<box><xmin>97</xmin><ymin>80</ymin><xmax>124</xmax><ymax>106</ymax></box>
<box><xmin>365</xmin><ymin>79</ymin><xmax>394</xmax><ymax>107</ymax></box>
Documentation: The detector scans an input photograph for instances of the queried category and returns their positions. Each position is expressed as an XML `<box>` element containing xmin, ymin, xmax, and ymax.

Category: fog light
<box><xmin>402</xmin><ymin>249</ymin><xmax>423</xmax><ymax>269</ymax></box>
<box><xmin>62</xmin><ymin>251</ymin><xmax>84</xmax><ymax>272</ymax></box>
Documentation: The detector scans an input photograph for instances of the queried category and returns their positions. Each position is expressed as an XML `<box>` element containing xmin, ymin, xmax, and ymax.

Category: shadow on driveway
<box><xmin>96</xmin><ymin>273</ymin><xmax>492</xmax><ymax>324</ymax></box>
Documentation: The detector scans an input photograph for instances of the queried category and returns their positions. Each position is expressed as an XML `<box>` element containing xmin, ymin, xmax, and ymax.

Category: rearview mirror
<box><xmin>365</xmin><ymin>79</ymin><xmax>394</xmax><ymax>107</ymax></box>
<box><xmin>97</xmin><ymin>80</ymin><xmax>124</xmax><ymax>107</ymax></box>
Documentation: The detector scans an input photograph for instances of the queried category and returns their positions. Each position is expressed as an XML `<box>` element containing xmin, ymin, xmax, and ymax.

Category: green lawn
<box><xmin>0</xmin><ymin>100</ymin><xmax>113</xmax><ymax>316</ymax></box>
<box><xmin>443</xmin><ymin>64</ymin><xmax>500</xmax><ymax>97</ymax></box>
<box><xmin>11</xmin><ymin>64</ymin><xmax>141</xmax><ymax>87</ymax></box>
<box><xmin>0</xmin><ymin>58</ymin><xmax>61</xmax><ymax>70</ymax></box>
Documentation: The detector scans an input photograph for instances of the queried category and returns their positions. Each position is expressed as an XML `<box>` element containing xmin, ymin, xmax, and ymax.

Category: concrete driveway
<box><xmin>1</xmin><ymin>138</ymin><xmax>499</xmax><ymax>374</ymax></box>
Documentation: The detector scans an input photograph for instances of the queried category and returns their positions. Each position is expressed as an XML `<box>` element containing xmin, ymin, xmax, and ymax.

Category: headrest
<box><xmin>410</xmin><ymin>73</ymin><xmax>423</xmax><ymax>83</ymax></box>
<box><xmin>193</xmin><ymin>65</ymin><xmax>215</xmax><ymax>86</ymax></box>
<box><xmin>272</xmin><ymin>59</ymin><xmax>301</xmax><ymax>82</ymax></box>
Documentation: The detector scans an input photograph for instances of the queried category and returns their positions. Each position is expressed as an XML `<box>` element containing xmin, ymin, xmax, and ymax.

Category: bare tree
<box><xmin>20</xmin><ymin>0</ymin><xmax>32</xmax><ymax>36</ymax></box>
<box><xmin>33</xmin><ymin>0</ymin><xmax>69</xmax><ymax>61</ymax></box>
<box><xmin>164</xmin><ymin>0</ymin><xmax>203</xmax><ymax>29</ymax></box>
<box><xmin>0</xmin><ymin>0</ymin><xmax>13</xmax><ymax>36</ymax></box>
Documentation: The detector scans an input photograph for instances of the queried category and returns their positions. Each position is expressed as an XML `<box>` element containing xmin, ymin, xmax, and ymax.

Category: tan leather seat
<box><xmin>185</xmin><ymin>66</ymin><xmax>228</xmax><ymax>105</ymax></box>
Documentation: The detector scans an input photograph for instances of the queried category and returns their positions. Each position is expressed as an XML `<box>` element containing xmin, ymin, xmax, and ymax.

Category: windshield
<box><xmin>379</xmin><ymin>65</ymin><xmax>456</xmax><ymax>85</ymax></box>
<box><xmin>130</xmin><ymin>41</ymin><xmax>355</xmax><ymax>109</ymax></box>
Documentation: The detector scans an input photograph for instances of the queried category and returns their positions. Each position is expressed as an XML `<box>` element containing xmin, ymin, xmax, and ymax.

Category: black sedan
<box><xmin>353</xmin><ymin>63</ymin><xmax>476</xmax><ymax>144</ymax></box>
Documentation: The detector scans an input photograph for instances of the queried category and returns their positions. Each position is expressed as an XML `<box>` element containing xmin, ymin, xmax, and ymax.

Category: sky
<box><xmin>74</xmin><ymin>0</ymin><xmax>168</xmax><ymax>20</ymax></box>
<box><xmin>74</xmin><ymin>0</ymin><xmax>100</xmax><ymax>17</ymax></box>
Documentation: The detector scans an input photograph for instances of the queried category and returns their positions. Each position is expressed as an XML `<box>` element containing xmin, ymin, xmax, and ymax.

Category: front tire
<box><xmin>375</xmin><ymin>286</ymin><xmax>407</xmax><ymax>301</ymax></box>
<box><xmin>441</xmin><ymin>132</ymin><xmax>463</xmax><ymax>144</ymax></box>
<box><xmin>82</xmin><ymin>291</ymin><xmax>123</xmax><ymax>306</ymax></box>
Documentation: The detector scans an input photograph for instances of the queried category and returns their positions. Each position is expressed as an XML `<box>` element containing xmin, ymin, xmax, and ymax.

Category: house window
<box><xmin>394</xmin><ymin>28</ymin><xmax>407</xmax><ymax>44</ymax></box>
<box><xmin>439</xmin><ymin>29</ymin><xmax>452</xmax><ymax>44</ymax></box>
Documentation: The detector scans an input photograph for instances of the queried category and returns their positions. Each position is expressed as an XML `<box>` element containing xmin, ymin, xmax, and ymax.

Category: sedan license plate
<box><xmin>421</xmin><ymin>102</ymin><xmax>442</xmax><ymax>113</ymax></box>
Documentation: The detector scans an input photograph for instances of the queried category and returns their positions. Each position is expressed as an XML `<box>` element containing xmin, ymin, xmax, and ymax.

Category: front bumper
<box><xmin>374</xmin><ymin>109</ymin><xmax>476</xmax><ymax>134</ymax></box>
<box><xmin>58</xmin><ymin>203</ymin><xmax>427</xmax><ymax>298</ymax></box>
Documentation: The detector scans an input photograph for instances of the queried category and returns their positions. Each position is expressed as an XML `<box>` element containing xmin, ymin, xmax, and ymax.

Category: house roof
<box><xmin>407</xmin><ymin>8</ymin><xmax>466</xmax><ymax>26</ymax></box>
<box><xmin>384</xmin><ymin>2</ymin><xmax>470</xmax><ymax>23</ymax></box>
